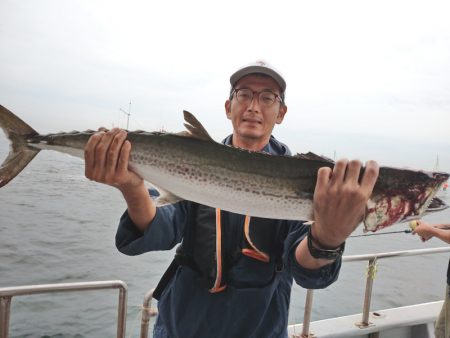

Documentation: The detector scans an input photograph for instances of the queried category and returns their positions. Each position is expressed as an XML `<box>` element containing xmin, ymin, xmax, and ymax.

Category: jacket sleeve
<box><xmin>284</xmin><ymin>221</ymin><xmax>342</xmax><ymax>289</ymax></box>
<box><xmin>115</xmin><ymin>192</ymin><xmax>190</xmax><ymax>255</ymax></box>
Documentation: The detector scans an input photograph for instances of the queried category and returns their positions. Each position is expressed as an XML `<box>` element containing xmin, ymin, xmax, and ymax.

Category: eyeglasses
<box><xmin>232</xmin><ymin>88</ymin><xmax>281</xmax><ymax>107</ymax></box>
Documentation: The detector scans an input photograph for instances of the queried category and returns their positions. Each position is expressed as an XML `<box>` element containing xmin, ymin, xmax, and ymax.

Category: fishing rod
<box><xmin>349</xmin><ymin>220</ymin><xmax>418</xmax><ymax>238</ymax></box>
<box><xmin>350</xmin><ymin>229</ymin><xmax>412</xmax><ymax>238</ymax></box>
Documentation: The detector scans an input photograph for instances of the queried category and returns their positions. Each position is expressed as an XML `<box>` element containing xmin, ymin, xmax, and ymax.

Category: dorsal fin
<box><xmin>294</xmin><ymin>151</ymin><xmax>335</xmax><ymax>164</ymax></box>
<box><xmin>183</xmin><ymin>110</ymin><xmax>214</xmax><ymax>141</ymax></box>
<box><xmin>175</xmin><ymin>130</ymin><xmax>193</xmax><ymax>137</ymax></box>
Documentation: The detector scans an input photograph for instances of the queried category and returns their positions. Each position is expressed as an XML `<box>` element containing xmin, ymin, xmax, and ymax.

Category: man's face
<box><xmin>225</xmin><ymin>74</ymin><xmax>287</xmax><ymax>146</ymax></box>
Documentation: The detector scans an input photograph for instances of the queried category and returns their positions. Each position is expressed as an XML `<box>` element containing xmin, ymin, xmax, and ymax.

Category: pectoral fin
<box><xmin>154</xmin><ymin>189</ymin><xmax>184</xmax><ymax>206</ymax></box>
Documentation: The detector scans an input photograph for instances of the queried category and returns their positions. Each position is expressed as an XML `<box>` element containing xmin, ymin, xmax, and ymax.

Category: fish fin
<box><xmin>182</xmin><ymin>110</ymin><xmax>214</xmax><ymax>141</ymax></box>
<box><xmin>175</xmin><ymin>131</ymin><xmax>192</xmax><ymax>137</ymax></box>
<box><xmin>0</xmin><ymin>149</ymin><xmax>40</xmax><ymax>187</ymax></box>
<box><xmin>294</xmin><ymin>151</ymin><xmax>335</xmax><ymax>164</ymax></box>
<box><xmin>154</xmin><ymin>189</ymin><xmax>184</xmax><ymax>206</ymax></box>
<box><xmin>0</xmin><ymin>105</ymin><xmax>40</xmax><ymax>188</ymax></box>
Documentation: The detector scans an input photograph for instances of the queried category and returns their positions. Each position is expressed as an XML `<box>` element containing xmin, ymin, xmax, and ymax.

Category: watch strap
<box><xmin>307</xmin><ymin>225</ymin><xmax>345</xmax><ymax>260</ymax></box>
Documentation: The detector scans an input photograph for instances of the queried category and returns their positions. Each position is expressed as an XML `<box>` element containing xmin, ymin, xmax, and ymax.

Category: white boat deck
<box><xmin>288</xmin><ymin>301</ymin><xmax>441</xmax><ymax>338</ymax></box>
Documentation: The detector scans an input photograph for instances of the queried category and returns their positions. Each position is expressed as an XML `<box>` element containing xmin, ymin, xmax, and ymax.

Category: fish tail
<box><xmin>0</xmin><ymin>105</ymin><xmax>40</xmax><ymax>187</ymax></box>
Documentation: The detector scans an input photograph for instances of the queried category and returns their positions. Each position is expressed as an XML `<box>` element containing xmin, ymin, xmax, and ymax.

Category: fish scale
<box><xmin>0</xmin><ymin>104</ymin><xmax>448</xmax><ymax>232</ymax></box>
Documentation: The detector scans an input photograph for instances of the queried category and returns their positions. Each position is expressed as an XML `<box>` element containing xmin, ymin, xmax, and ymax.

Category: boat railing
<box><xmin>298</xmin><ymin>246</ymin><xmax>450</xmax><ymax>338</ymax></box>
<box><xmin>0</xmin><ymin>280</ymin><xmax>128</xmax><ymax>338</ymax></box>
<box><xmin>141</xmin><ymin>288</ymin><xmax>156</xmax><ymax>338</ymax></box>
<box><xmin>139</xmin><ymin>247</ymin><xmax>450</xmax><ymax>338</ymax></box>
<box><xmin>1</xmin><ymin>248</ymin><xmax>448</xmax><ymax>338</ymax></box>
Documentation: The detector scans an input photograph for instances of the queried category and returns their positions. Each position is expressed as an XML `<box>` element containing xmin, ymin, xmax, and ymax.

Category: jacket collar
<box><xmin>222</xmin><ymin>135</ymin><xmax>292</xmax><ymax>156</ymax></box>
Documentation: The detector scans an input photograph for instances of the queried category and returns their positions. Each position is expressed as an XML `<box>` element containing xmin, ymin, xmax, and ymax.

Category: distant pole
<box><xmin>434</xmin><ymin>154</ymin><xmax>440</xmax><ymax>171</ymax></box>
<box><xmin>128</xmin><ymin>100</ymin><xmax>131</xmax><ymax>129</ymax></box>
<box><xmin>120</xmin><ymin>100</ymin><xmax>131</xmax><ymax>130</ymax></box>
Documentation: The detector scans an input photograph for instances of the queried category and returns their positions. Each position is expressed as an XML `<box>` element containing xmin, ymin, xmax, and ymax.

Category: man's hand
<box><xmin>312</xmin><ymin>159</ymin><xmax>379</xmax><ymax>248</ymax></box>
<box><xmin>84</xmin><ymin>128</ymin><xmax>143</xmax><ymax>192</ymax></box>
<box><xmin>84</xmin><ymin>128</ymin><xmax>156</xmax><ymax>230</ymax></box>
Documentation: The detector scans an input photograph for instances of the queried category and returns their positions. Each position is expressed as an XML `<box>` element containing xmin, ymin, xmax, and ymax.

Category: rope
<box><xmin>126</xmin><ymin>305</ymin><xmax>158</xmax><ymax>338</ymax></box>
<box><xmin>366</xmin><ymin>258</ymin><xmax>378</xmax><ymax>280</ymax></box>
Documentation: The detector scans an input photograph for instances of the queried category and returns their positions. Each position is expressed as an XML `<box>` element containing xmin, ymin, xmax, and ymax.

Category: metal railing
<box><xmin>5</xmin><ymin>249</ymin><xmax>446</xmax><ymax>337</ymax></box>
<box><xmin>298</xmin><ymin>247</ymin><xmax>450</xmax><ymax>337</ymax></box>
<box><xmin>140</xmin><ymin>288</ymin><xmax>155</xmax><ymax>338</ymax></box>
<box><xmin>137</xmin><ymin>247</ymin><xmax>450</xmax><ymax>338</ymax></box>
<box><xmin>0</xmin><ymin>280</ymin><xmax>128</xmax><ymax>338</ymax></box>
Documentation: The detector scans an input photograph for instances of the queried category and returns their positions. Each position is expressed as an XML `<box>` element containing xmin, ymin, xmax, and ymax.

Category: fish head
<box><xmin>364</xmin><ymin>169</ymin><xmax>449</xmax><ymax>232</ymax></box>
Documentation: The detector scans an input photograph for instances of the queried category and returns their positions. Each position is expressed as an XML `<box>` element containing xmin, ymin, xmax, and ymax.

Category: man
<box><xmin>84</xmin><ymin>61</ymin><xmax>379</xmax><ymax>337</ymax></box>
<box><xmin>413</xmin><ymin>219</ymin><xmax>450</xmax><ymax>338</ymax></box>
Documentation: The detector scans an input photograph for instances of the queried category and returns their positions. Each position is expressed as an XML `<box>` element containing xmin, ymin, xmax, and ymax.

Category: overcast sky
<box><xmin>1</xmin><ymin>0</ymin><xmax>449</xmax><ymax>172</ymax></box>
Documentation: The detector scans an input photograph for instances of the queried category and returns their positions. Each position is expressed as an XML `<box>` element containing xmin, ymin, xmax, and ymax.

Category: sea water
<box><xmin>0</xmin><ymin>142</ymin><xmax>448</xmax><ymax>337</ymax></box>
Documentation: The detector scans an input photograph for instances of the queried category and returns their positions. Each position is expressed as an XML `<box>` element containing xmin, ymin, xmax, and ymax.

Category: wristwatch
<box><xmin>307</xmin><ymin>225</ymin><xmax>345</xmax><ymax>260</ymax></box>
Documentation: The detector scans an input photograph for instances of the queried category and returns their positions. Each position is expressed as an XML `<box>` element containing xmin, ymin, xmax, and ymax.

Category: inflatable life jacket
<box><xmin>153</xmin><ymin>203</ymin><xmax>287</xmax><ymax>299</ymax></box>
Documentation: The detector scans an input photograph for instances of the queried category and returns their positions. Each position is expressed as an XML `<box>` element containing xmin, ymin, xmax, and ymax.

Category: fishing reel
<box><xmin>409</xmin><ymin>220</ymin><xmax>419</xmax><ymax>231</ymax></box>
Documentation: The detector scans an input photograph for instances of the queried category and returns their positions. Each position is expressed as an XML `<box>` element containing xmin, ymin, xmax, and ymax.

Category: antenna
<box><xmin>120</xmin><ymin>100</ymin><xmax>131</xmax><ymax>130</ymax></box>
<box><xmin>434</xmin><ymin>154</ymin><xmax>440</xmax><ymax>171</ymax></box>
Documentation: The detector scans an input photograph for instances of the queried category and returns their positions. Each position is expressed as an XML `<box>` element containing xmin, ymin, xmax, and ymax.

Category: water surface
<box><xmin>0</xmin><ymin>141</ymin><xmax>448</xmax><ymax>337</ymax></box>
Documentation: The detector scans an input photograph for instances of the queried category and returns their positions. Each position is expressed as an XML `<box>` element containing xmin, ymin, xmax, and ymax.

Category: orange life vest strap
<box><xmin>209</xmin><ymin>208</ymin><xmax>227</xmax><ymax>293</ymax></box>
<box><xmin>209</xmin><ymin>210</ymin><xmax>272</xmax><ymax>293</ymax></box>
<box><xmin>242</xmin><ymin>215</ymin><xmax>270</xmax><ymax>263</ymax></box>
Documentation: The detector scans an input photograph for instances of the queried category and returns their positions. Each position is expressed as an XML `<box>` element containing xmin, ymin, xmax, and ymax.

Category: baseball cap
<box><xmin>229</xmin><ymin>60</ymin><xmax>286</xmax><ymax>93</ymax></box>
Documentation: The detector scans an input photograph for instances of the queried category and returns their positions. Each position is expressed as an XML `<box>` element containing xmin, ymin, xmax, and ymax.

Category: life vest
<box><xmin>153</xmin><ymin>203</ymin><xmax>287</xmax><ymax>299</ymax></box>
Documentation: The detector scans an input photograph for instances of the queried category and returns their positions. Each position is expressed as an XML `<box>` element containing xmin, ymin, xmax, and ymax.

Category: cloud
<box><xmin>0</xmin><ymin>0</ymin><xmax>449</xmax><ymax>170</ymax></box>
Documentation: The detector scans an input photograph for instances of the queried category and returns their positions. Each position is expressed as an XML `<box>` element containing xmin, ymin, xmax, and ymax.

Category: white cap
<box><xmin>229</xmin><ymin>60</ymin><xmax>286</xmax><ymax>93</ymax></box>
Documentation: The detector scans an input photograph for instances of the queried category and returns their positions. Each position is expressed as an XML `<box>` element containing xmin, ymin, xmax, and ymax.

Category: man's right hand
<box><xmin>84</xmin><ymin>128</ymin><xmax>156</xmax><ymax>230</ymax></box>
<box><xmin>84</xmin><ymin>128</ymin><xmax>143</xmax><ymax>192</ymax></box>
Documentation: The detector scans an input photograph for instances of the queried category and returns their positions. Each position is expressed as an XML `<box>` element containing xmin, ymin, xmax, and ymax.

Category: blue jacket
<box><xmin>116</xmin><ymin>135</ymin><xmax>341</xmax><ymax>338</ymax></box>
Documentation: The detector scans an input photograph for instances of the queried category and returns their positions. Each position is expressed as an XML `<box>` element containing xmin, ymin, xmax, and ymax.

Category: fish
<box><xmin>0</xmin><ymin>104</ymin><xmax>448</xmax><ymax>232</ymax></box>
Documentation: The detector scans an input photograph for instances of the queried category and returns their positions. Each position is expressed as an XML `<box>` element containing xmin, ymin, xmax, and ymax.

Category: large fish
<box><xmin>0</xmin><ymin>105</ymin><xmax>448</xmax><ymax>232</ymax></box>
